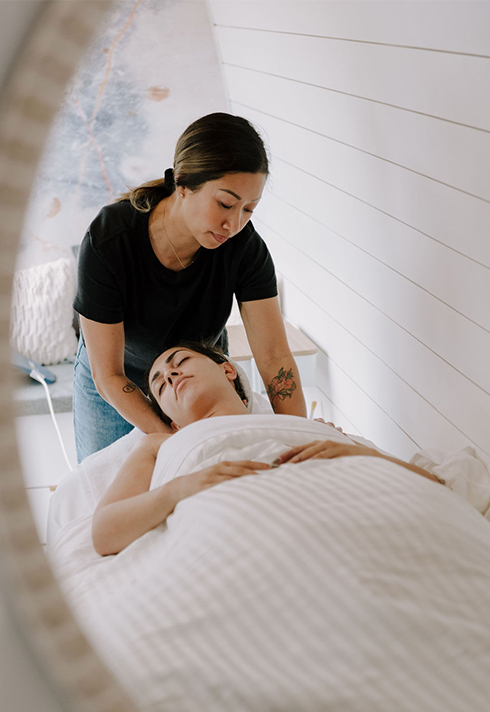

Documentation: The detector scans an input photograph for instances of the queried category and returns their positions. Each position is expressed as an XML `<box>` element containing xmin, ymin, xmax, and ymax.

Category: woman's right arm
<box><xmin>80</xmin><ymin>315</ymin><xmax>171</xmax><ymax>435</ymax></box>
<box><xmin>92</xmin><ymin>431</ymin><xmax>270</xmax><ymax>556</ymax></box>
<box><xmin>92</xmin><ymin>432</ymin><xmax>175</xmax><ymax>556</ymax></box>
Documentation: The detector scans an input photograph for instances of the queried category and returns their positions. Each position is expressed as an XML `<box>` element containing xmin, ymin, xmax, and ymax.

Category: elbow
<box><xmin>93</xmin><ymin>541</ymin><xmax>113</xmax><ymax>557</ymax></box>
<box><xmin>92</xmin><ymin>529</ymin><xmax>110</xmax><ymax>557</ymax></box>
<box><xmin>93</xmin><ymin>370</ymin><xmax>130</xmax><ymax>405</ymax></box>
<box><xmin>90</xmin><ymin>371</ymin><xmax>110</xmax><ymax>402</ymax></box>
<box><xmin>91</xmin><ymin>368</ymin><xmax>124</xmax><ymax>404</ymax></box>
<box><xmin>93</xmin><ymin>536</ymin><xmax>119</xmax><ymax>557</ymax></box>
<box><xmin>92</xmin><ymin>514</ymin><xmax>120</xmax><ymax>557</ymax></box>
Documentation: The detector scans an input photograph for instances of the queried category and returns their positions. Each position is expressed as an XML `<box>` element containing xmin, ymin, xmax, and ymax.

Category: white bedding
<box><xmin>48</xmin><ymin>415</ymin><xmax>490</xmax><ymax>712</ymax></box>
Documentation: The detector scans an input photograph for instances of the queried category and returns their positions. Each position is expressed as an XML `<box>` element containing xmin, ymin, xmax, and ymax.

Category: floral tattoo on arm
<box><xmin>267</xmin><ymin>367</ymin><xmax>297</xmax><ymax>411</ymax></box>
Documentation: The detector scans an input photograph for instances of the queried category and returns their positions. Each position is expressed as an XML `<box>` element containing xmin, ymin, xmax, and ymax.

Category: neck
<box><xmin>178</xmin><ymin>394</ymin><xmax>249</xmax><ymax>429</ymax></box>
<box><xmin>206</xmin><ymin>401</ymin><xmax>250</xmax><ymax>419</ymax></box>
<box><xmin>156</xmin><ymin>194</ymin><xmax>200</xmax><ymax>260</ymax></box>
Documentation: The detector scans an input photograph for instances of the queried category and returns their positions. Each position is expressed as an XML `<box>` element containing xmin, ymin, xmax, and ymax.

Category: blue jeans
<box><xmin>72</xmin><ymin>338</ymin><xmax>134</xmax><ymax>463</ymax></box>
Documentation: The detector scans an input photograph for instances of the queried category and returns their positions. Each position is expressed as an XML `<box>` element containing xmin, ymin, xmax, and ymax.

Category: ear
<box><xmin>174</xmin><ymin>177</ymin><xmax>185</xmax><ymax>199</ymax></box>
<box><xmin>170</xmin><ymin>421</ymin><xmax>181</xmax><ymax>432</ymax></box>
<box><xmin>176</xmin><ymin>181</ymin><xmax>191</xmax><ymax>199</ymax></box>
<box><xmin>222</xmin><ymin>361</ymin><xmax>237</xmax><ymax>382</ymax></box>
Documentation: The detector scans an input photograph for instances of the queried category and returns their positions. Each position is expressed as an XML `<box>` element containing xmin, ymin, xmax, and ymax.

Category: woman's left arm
<box><xmin>240</xmin><ymin>296</ymin><xmax>307</xmax><ymax>417</ymax></box>
<box><xmin>275</xmin><ymin>440</ymin><xmax>445</xmax><ymax>485</ymax></box>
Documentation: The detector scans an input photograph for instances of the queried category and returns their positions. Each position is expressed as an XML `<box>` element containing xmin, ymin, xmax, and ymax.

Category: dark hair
<box><xmin>118</xmin><ymin>113</ymin><xmax>269</xmax><ymax>212</ymax></box>
<box><xmin>146</xmin><ymin>341</ymin><xmax>248</xmax><ymax>426</ymax></box>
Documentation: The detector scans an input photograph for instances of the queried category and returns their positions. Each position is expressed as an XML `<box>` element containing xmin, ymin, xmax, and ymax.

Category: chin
<box><xmin>209</xmin><ymin>231</ymin><xmax>231</xmax><ymax>247</ymax></box>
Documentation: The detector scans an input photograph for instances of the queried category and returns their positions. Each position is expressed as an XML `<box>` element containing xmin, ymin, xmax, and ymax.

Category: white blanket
<box><xmin>48</xmin><ymin>415</ymin><xmax>490</xmax><ymax>712</ymax></box>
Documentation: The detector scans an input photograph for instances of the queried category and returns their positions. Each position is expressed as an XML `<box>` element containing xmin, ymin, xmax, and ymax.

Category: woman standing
<box><xmin>73</xmin><ymin>112</ymin><xmax>306</xmax><ymax>462</ymax></box>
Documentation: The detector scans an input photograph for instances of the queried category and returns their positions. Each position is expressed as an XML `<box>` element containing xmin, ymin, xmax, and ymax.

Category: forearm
<box><xmin>378</xmin><ymin>452</ymin><xmax>444</xmax><ymax>484</ymax></box>
<box><xmin>239</xmin><ymin>298</ymin><xmax>307</xmax><ymax>418</ymax></box>
<box><xmin>93</xmin><ymin>456</ymin><xmax>273</xmax><ymax>555</ymax></box>
<box><xmin>97</xmin><ymin>373</ymin><xmax>172</xmax><ymax>434</ymax></box>
<box><xmin>92</xmin><ymin>480</ymin><xmax>179</xmax><ymax>556</ymax></box>
<box><xmin>259</xmin><ymin>355</ymin><xmax>307</xmax><ymax>417</ymax></box>
<box><xmin>278</xmin><ymin>440</ymin><xmax>445</xmax><ymax>486</ymax></box>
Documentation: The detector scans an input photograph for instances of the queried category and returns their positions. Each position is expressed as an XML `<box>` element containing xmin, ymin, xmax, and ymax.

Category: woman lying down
<box><xmin>92</xmin><ymin>342</ymin><xmax>444</xmax><ymax>556</ymax></box>
<box><xmin>48</xmin><ymin>343</ymin><xmax>490</xmax><ymax>712</ymax></box>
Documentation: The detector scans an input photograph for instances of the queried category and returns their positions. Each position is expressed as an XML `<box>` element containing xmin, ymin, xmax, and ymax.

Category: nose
<box><xmin>222</xmin><ymin>210</ymin><xmax>241</xmax><ymax>235</ymax></box>
<box><xmin>164</xmin><ymin>367</ymin><xmax>180</xmax><ymax>386</ymax></box>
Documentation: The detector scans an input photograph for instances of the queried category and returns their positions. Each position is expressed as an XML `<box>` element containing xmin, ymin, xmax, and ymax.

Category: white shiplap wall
<box><xmin>207</xmin><ymin>0</ymin><xmax>490</xmax><ymax>460</ymax></box>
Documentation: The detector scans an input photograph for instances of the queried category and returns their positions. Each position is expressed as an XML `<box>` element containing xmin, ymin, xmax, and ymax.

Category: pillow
<box><xmin>411</xmin><ymin>446</ymin><xmax>490</xmax><ymax>519</ymax></box>
<box><xmin>10</xmin><ymin>257</ymin><xmax>78</xmax><ymax>365</ymax></box>
<box><xmin>226</xmin><ymin>357</ymin><xmax>273</xmax><ymax>414</ymax></box>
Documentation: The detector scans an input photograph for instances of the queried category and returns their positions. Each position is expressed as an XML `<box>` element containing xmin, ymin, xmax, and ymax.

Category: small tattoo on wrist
<box><xmin>267</xmin><ymin>367</ymin><xmax>297</xmax><ymax>411</ymax></box>
<box><xmin>122</xmin><ymin>381</ymin><xmax>136</xmax><ymax>393</ymax></box>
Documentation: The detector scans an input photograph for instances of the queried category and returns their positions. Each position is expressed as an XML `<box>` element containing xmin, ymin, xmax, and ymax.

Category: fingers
<box><xmin>325</xmin><ymin>421</ymin><xmax>344</xmax><ymax>433</ymax></box>
<box><xmin>192</xmin><ymin>461</ymin><xmax>271</xmax><ymax>497</ymax></box>
<box><xmin>288</xmin><ymin>441</ymin><xmax>339</xmax><ymax>463</ymax></box>
<box><xmin>313</xmin><ymin>418</ymin><xmax>344</xmax><ymax>433</ymax></box>
<box><xmin>217</xmin><ymin>460</ymin><xmax>271</xmax><ymax>478</ymax></box>
<box><xmin>273</xmin><ymin>441</ymin><xmax>322</xmax><ymax>466</ymax></box>
<box><xmin>275</xmin><ymin>440</ymin><xmax>347</xmax><ymax>465</ymax></box>
<box><xmin>306</xmin><ymin>443</ymin><xmax>375</xmax><ymax>461</ymax></box>
<box><xmin>221</xmin><ymin>460</ymin><xmax>271</xmax><ymax>470</ymax></box>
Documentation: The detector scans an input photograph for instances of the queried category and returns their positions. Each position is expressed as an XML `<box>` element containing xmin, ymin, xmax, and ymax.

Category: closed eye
<box><xmin>220</xmin><ymin>201</ymin><xmax>254</xmax><ymax>215</ymax></box>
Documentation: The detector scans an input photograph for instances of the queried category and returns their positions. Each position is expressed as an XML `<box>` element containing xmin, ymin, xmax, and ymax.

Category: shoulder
<box><xmin>136</xmin><ymin>432</ymin><xmax>172</xmax><ymax>456</ymax></box>
<box><xmin>236</xmin><ymin>221</ymin><xmax>273</xmax><ymax>263</ymax></box>
<box><xmin>88</xmin><ymin>200</ymin><xmax>143</xmax><ymax>248</ymax></box>
<box><xmin>240</xmin><ymin>220</ymin><xmax>260</xmax><ymax>241</ymax></box>
<box><xmin>226</xmin><ymin>221</ymin><xmax>266</xmax><ymax>255</ymax></box>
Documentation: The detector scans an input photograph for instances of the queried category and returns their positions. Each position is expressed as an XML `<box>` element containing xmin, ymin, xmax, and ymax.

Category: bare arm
<box><xmin>92</xmin><ymin>433</ymin><xmax>174</xmax><ymax>555</ymax></box>
<box><xmin>92</xmin><ymin>432</ymin><xmax>271</xmax><ymax>556</ymax></box>
<box><xmin>80</xmin><ymin>316</ymin><xmax>171</xmax><ymax>434</ymax></box>
<box><xmin>239</xmin><ymin>297</ymin><xmax>307</xmax><ymax>417</ymax></box>
<box><xmin>276</xmin><ymin>440</ymin><xmax>445</xmax><ymax>485</ymax></box>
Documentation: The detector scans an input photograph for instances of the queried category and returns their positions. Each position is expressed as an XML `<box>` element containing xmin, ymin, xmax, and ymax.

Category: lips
<box><xmin>211</xmin><ymin>232</ymin><xmax>229</xmax><ymax>245</ymax></box>
<box><xmin>174</xmin><ymin>375</ymin><xmax>191</xmax><ymax>397</ymax></box>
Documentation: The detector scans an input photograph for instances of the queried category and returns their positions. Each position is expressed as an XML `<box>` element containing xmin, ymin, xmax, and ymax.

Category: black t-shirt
<box><xmin>73</xmin><ymin>200</ymin><xmax>277</xmax><ymax>389</ymax></box>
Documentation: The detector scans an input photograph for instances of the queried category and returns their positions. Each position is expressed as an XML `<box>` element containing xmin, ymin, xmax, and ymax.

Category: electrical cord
<box><xmin>29</xmin><ymin>365</ymin><xmax>74</xmax><ymax>472</ymax></box>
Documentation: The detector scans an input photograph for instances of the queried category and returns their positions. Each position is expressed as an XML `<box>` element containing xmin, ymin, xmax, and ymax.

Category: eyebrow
<box><xmin>150</xmin><ymin>349</ymin><xmax>185</xmax><ymax>385</ymax></box>
<box><xmin>219</xmin><ymin>188</ymin><xmax>261</xmax><ymax>203</ymax></box>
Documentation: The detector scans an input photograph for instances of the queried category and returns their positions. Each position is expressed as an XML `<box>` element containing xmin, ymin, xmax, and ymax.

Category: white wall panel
<box><xmin>256</xmin><ymin>196</ymin><xmax>490</xmax><ymax>409</ymax></box>
<box><xmin>254</xmin><ymin>197</ymin><xmax>490</xmax><ymax>396</ymax></box>
<box><xmin>215</xmin><ymin>25</ymin><xmax>490</xmax><ymax>130</ymax></box>
<box><xmin>305</xmin><ymin>375</ymin><xmax>362</xmax><ymax>438</ymax></box>
<box><xmin>266</xmin><ymin>160</ymin><xmax>490</xmax><ymax>332</ymax></box>
<box><xmin>258</xmin><ymin>217</ymin><xmax>490</xmax><ymax>456</ymax></box>
<box><xmin>208</xmin><ymin>0</ymin><xmax>490</xmax><ymax>460</ymax></box>
<box><xmin>242</xmin><ymin>106</ymin><xmax>490</xmax><ymax>268</ymax></box>
<box><xmin>210</xmin><ymin>1</ymin><xmax>490</xmax><ymax>56</ymax></box>
<box><xmin>278</xmin><ymin>278</ymin><xmax>421</xmax><ymax>458</ymax></box>
<box><xmin>224</xmin><ymin>64</ymin><xmax>490</xmax><ymax>201</ymax></box>
<box><xmin>315</xmin><ymin>350</ymin><xmax>415</xmax><ymax>459</ymax></box>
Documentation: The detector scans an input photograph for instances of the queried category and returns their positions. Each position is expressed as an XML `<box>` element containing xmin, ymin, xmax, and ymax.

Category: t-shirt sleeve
<box><xmin>234</xmin><ymin>227</ymin><xmax>278</xmax><ymax>303</ymax></box>
<box><xmin>73</xmin><ymin>230</ymin><xmax>125</xmax><ymax>324</ymax></box>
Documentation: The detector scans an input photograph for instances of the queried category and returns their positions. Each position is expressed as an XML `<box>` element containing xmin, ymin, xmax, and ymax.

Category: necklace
<box><xmin>161</xmin><ymin>201</ymin><xmax>190</xmax><ymax>271</ymax></box>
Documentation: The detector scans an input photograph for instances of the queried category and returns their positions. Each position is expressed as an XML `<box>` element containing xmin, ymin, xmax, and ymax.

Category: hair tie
<box><xmin>163</xmin><ymin>167</ymin><xmax>176</xmax><ymax>192</ymax></box>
